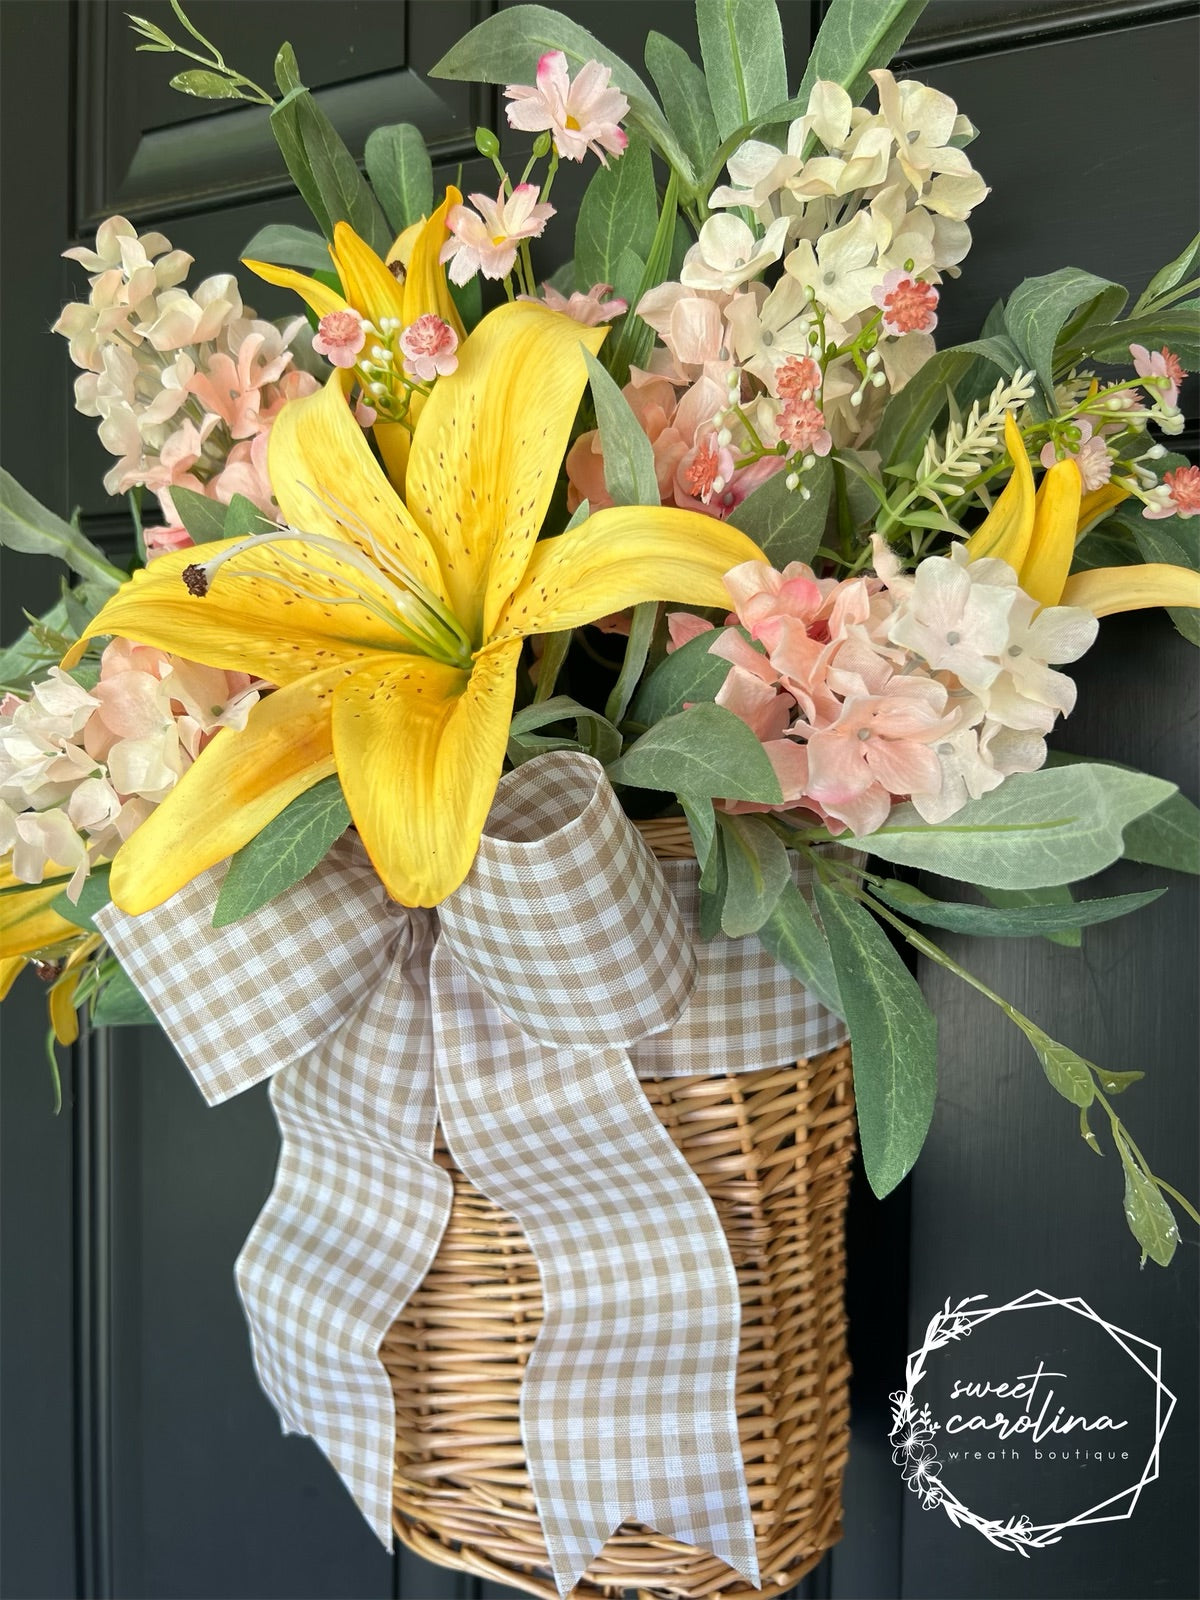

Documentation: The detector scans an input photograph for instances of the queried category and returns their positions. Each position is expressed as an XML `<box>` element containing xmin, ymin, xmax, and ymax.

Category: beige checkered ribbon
<box><xmin>97</xmin><ymin>751</ymin><xmax>846</xmax><ymax>1596</ymax></box>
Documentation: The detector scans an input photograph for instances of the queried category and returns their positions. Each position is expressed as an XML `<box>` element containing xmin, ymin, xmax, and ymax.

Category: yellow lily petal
<box><xmin>1060</xmin><ymin>562</ymin><xmax>1200</xmax><ymax>617</ymax></box>
<box><xmin>964</xmin><ymin>412</ymin><xmax>1035</xmax><ymax>570</ymax></box>
<box><xmin>495</xmin><ymin>506</ymin><xmax>766</xmax><ymax>638</ymax></box>
<box><xmin>269</xmin><ymin>371</ymin><xmax>450</xmax><ymax>607</ymax></box>
<box><xmin>0</xmin><ymin>875</ymin><xmax>80</xmax><ymax>960</ymax></box>
<box><xmin>387</xmin><ymin>220</ymin><xmax>423</xmax><ymax>272</ymax></box>
<box><xmin>332</xmin><ymin>638</ymin><xmax>522</xmax><ymax>907</ymax></box>
<box><xmin>240</xmin><ymin>258</ymin><xmax>346</xmax><ymax>321</ymax></box>
<box><xmin>330</xmin><ymin>221</ymin><xmax>407</xmax><ymax>327</ymax></box>
<box><xmin>374</xmin><ymin>420</ymin><xmax>412</xmax><ymax>493</ymax></box>
<box><xmin>64</xmin><ymin>539</ymin><xmax>403</xmax><ymax>684</ymax></box>
<box><xmin>405</xmin><ymin>301</ymin><xmax>605</xmax><ymax>641</ymax></box>
<box><xmin>0</xmin><ymin>956</ymin><xmax>23</xmax><ymax>1000</ymax></box>
<box><xmin>1019</xmin><ymin>459</ymin><xmax>1083</xmax><ymax>606</ymax></box>
<box><xmin>401</xmin><ymin>188</ymin><xmax>465</xmax><ymax>342</ymax></box>
<box><xmin>1077</xmin><ymin>481</ymin><xmax>1130</xmax><ymax>535</ymax></box>
<box><xmin>48</xmin><ymin>935</ymin><xmax>101</xmax><ymax>1047</ymax></box>
<box><xmin>109</xmin><ymin>664</ymin><xmax>354</xmax><ymax>914</ymax></box>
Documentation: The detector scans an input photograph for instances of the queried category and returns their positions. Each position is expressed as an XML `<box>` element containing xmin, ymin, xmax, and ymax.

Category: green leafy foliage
<box><xmin>212</xmin><ymin>776</ymin><xmax>351</xmax><ymax>927</ymax></box>
<box><xmin>1020</xmin><ymin>1022</ymin><xmax>1095</xmax><ymax>1108</ymax></box>
<box><xmin>1130</xmin><ymin>514</ymin><xmax>1200</xmax><ymax>647</ymax></box>
<box><xmin>241</xmin><ymin>222</ymin><xmax>332</xmax><ymax>272</ymax></box>
<box><xmin>1002</xmin><ymin>268</ymin><xmax>1126</xmax><ymax>396</ymax></box>
<box><xmin>0</xmin><ymin>580</ymin><xmax>114</xmax><ymax>695</ymax></box>
<box><xmin>981</xmin><ymin>882</ymin><xmax>1081</xmax><ymax>948</ymax></box>
<box><xmin>575</xmin><ymin>133</ymin><xmax>658</xmax><ymax>308</ymax></box>
<box><xmin>872</xmin><ymin>343</ymin><xmax>1015</xmax><ymax>473</ymax></box>
<box><xmin>50</xmin><ymin>867</ymin><xmax>113</xmax><ymax>934</ymax></box>
<box><xmin>581</xmin><ymin>348</ymin><xmax>659</xmax><ymax>507</ymax></box>
<box><xmin>1046</xmin><ymin>751</ymin><xmax>1200</xmax><ymax>875</ymax></box>
<box><xmin>1080</xmin><ymin>300</ymin><xmax>1200</xmax><ymax>370</ymax></box>
<box><xmin>643</xmin><ymin>33</ymin><xmax>718</xmax><ymax>182</ymax></box>
<box><xmin>696</xmin><ymin>0</ymin><xmax>788</xmax><ymax>141</ymax></box>
<box><xmin>871</xmin><ymin>879</ymin><xmax>1164</xmax><ymax>938</ymax></box>
<box><xmin>850</xmin><ymin>764</ymin><xmax>1176</xmax><ymax>888</ymax></box>
<box><xmin>714</xmin><ymin>812</ymin><xmax>791</xmax><ymax>937</ymax></box>
<box><xmin>507</xmin><ymin>697</ymin><xmax>622</xmax><ymax>766</ymax></box>
<box><xmin>1132</xmin><ymin>231</ymin><xmax>1200</xmax><ymax>315</ymax></box>
<box><xmin>90</xmin><ymin>964</ymin><xmax>156</xmax><ymax>1027</ymax></box>
<box><xmin>729</xmin><ymin>456</ymin><xmax>832</xmax><ymax>568</ymax></box>
<box><xmin>1115</xmin><ymin>1132</ymin><xmax>1180</xmax><ymax>1267</ymax></box>
<box><xmin>364</xmin><ymin>123</ymin><xmax>433</xmax><ymax>235</ymax></box>
<box><xmin>270</xmin><ymin>83</ymin><xmax>391</xmax><ymax>254</ymax></box>
<box><xmin>168</xmin><ymin>486</ymin><xmax>232</xmax><ymax>544</ymax></box>
<box><xmin>1</xmin><ymin>469</ymin><xmax>123</xmax><ymax>591</ymax></box>
<box><xmin>795</xmin><ymin>0</ymin><xmax>929</xmax><ymax>124</ymax></box>
<box><xmin>756</xmin><ymin>878</ymin><xmax>844</xmax><ymax>1016</ymax></box>
<box><xmin>606</xmin><ymin>702</ymin><xmax>784</xmax><ymax>803</ymax></box>
<box><xmin>628</xmin><ymin>625</ymin><xmax>737</xmax><ymax>728</ymax></box>
<box><xmin>815</xmin><ymin>880</ymin><xmax>938</xmax><ymax>1197</ymax></box>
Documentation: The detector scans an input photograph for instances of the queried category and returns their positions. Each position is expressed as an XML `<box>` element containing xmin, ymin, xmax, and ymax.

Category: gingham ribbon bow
<box><xmin>98</xmin><ymin>752</ymin><xmax>845</xmax><ymax>1596</ymax></box>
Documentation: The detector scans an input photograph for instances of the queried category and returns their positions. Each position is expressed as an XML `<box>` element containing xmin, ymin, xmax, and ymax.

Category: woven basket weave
<box><xmin>381</xmin><ymin>821</ymin><xmax>856</xmax><ymax>1599</ymax></box>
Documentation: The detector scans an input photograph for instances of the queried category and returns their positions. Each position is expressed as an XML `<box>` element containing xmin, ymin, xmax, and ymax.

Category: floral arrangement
<box><xmin>3</xmin><ymin>0</ymin><xmax>1198</xmax><ymax>1286</ymax></box>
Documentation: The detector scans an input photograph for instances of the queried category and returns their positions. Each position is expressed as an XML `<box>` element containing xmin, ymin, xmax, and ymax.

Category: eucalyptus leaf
<box><xmin>794</xmin><ymin>0</ymin><xmax>929</xmax><ymax>128</ymax></box>
<box><xmin>1116</xmin><ymin>1134</ymin><xmax>1179</xmax><ymax>1267</ymax></box>
<box><xmin>0</xmin><ymin>582</ymin><xmax>112</xmax><ymax>694</ymax></box>
<box><xmin>628</xmin><ymin>625</ymin><xmax>738</xmax><ymax>728</ymax></box>
<box><xmin>581</xmin><ymin>348</ymin><xmax>658</xmax><ymax>507</ymax></box>
<box><xmin>1080</xmin><ymin>300</ymin><xmax>1200</xmax><ymax>370</ymax></box>
<box><xmin>606</xmin><ymin>702</ymin><xmax>783</xmax><ymax>803</ymax></box>
<box><xmin>680</xmin><ymin>793</ymin><xmax>717</xmax><ymax>870</ymax></box>
<box><xmin>873</xmin><ymin>343</ymin><xmax>1014</xmax><ymax>473</ymax></box>
<box><xmin>213</xmin><ymin>776</ymin><xmax>351</xmax><ymax>927</ymax></box>
<box><xmin>605</xmin><ymin>603</ymin><xmax>656</xmax><ymax>727</ymax></box>
<box><xmin>274</xmin><ymin>42</ymin><xmax>303</xmax><ymax>97</ymax></box>
<box><xmin>168</xmin><ymin>485</ymin><xmax>228</xmax><ymax>544</ymax></box>
<box><xmin>871</xmin><ymin>879</ymin><xmax>1164</xmax><ymax>937</ymax></box>
<box><xmin>644</xmin><ymin>33</ymin><xmax>719</xmax><ymax>183</ymax></box>
<box><xmin>981</xmin><ymin>882</ymin><xmax>1081</xmax><ymax>948</ymax></box>
<box><xmin>241</xmin><ymin>222</ymin><xmax>332</xmax><ymax>272</ymax></box>
<box><xmin>729</xmin><ymin>457</ymin><xmax>831</xmax><ymax>568</ymax></box>
<box><xmin>715</xmin><ymin>812</ymin><xmax>791</xmax><ymax>937</ymax></box>
<box><xmin>696</xmin><ymin>0</ymin><xmax>788</xmax><ymax>141</ymax></box>
<box><xmin>1133</xmin><ymin>232</ymin><xmax>1200</xmax><ymax>315</ymax></box>
<box><xmin>430</xmin><ymin>5</ymin><xmax>692</xmax><ymax>183</ymax></box>
<box><xmin>1097</xmin><ymin>1069</ymin><xmax>1145</xmax><ymax>1095</ymax></box>
<box><xmin>1003</xmin><ymin>268</ymin><xmax>1126</xmax><ymax>396</ymax></box>
<box><xmin>1132</xmin><ymin>519</ymin><xmax>1200</xmax><ymax>647</ymax></box>
<box><xmin>1021</xmin><ymin>1022</ymin><xmax>1094</xmax><ymax>1109</ymax></box>
<box><xmin>698</xmin><ymin>825</ymin><xmax>728</xmax><ymax>939</ymax></box>
<box><xmin>169</xmin><ymin>69</ymin><xmax>242</xmax><ymax>99</ymax></box>
<box><xmin>1045</xmin><ymin>751</ymin><xmax>1199</xmax><ymax>875</ymax></box>
<box><xmin>1</xmin><ymin>469</ymin><xmax>122</xmax><ymax>591</ymax></box>
<box><xmin>270</xmin><ymin>87</ymin><xmax>391</xmax><ymax>254</ymax></box>
<box><xmin>815</xmin><ymin>879</ymin><xmax>938</xmax><ymax>1197</ymax></box>
<box><xmin>364</xmin><ymin>123</ymin><xmax>433</xmax><ymax>235</ymax></box>
<box><xmin>756</xmin><ymin>878</ymin><xmax>844</xmax><ymax>1017</ymax></box>
<box><xmin>91</xmin><ymin>964</ymin><xmax>156</xmax><ymax>1028</ymax></box>
<box><xmin>222</xmin><ymin>494</ymin><xmax>274</xmax><ymax>539</ymax></box>
<box><xmin>575</xmin><ymin>134</ymin><xmax>658</xmax><ymax>308</ymax></box>
<box><xmin>50</xmin><ymin>867</ymin><xmax>113</xmax><ymax>935</ymax></box>
<box><xmin>507</xmin><ymin>696</ymin><xmax>622</xmax><ymax>766</ymax></box>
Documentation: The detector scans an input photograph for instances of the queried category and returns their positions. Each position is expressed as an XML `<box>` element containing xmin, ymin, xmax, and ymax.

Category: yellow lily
<box><xmin>965</xmin><ymin>413</ymin><xmax>1200</xmax><ymax>615</ymax></box>
<box><xmin>244</xmin><ymin>195</ymin><xmax>464</xmax><ymax>487</ymax></box>
<box><xmin>0</xmin><ymin>867</ymin><xmax>89</xmax><ymax>1024</ymax></box>
<box><xmin>68</xmin><ymin>301</ymin><xmax>766</xmax><ymax>912</ymax></box>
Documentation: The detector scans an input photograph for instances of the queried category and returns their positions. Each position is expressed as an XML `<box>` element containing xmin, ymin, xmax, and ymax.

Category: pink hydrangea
<box><xmin>504</xmin><ymin>51</ymin><xmax>629</xmax><ymax>164</ymax></box>
<box><xmin>1144</xmin><ymin>463</ymin><xmax>1200</xmax><ymax>520</ymax></box>
<box><xmin>778</xmin><ymin>398</ymin><xmax>833</xmax><ymax>457</ymax></box>
<box><xmin>872</xmin><ymin>270</ymin><xmax>940</xmax><ymax>335</ymax></box>
<box><xmin>313</xmin><ymin>308</ymin><xmax>367</xmax><ymax>369</ymax></box>
<box><xmin>398</xmin><ymin>315</ymin><xmax>459</xmax><ymax>381</ymax></box>
<box><xmin>1039</xmin><ymin>419</ymin><xmax>1111</xmax><ymax>491</ymax></box>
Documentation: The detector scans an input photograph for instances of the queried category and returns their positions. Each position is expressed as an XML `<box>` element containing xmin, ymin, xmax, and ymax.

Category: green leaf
<box><xmin>1046</xmin><ymin>751</ymin><xmax>1200</xmax><ymax>875</ymax></box>
<box><xmin>0</xmin><ymin>581</ymin><xmax>113</xmax><ymax>694</ymax></box>
<box><xmin>681</xmin><ymin>793</ymin><xmax>717</xmax><ymax>871</ymax></box>
<box><xmin>698</xmin><ymin>825</ymin><xmax>728</xmax><ymax>939</ymax></box>
<box><xmin>90</xmin><ymin>964</ymin><xmax>156</xmax><ymax>1028</ymax></box>
<box><xmin>1133</xmin><ymin>232</ymin><xmax>1200</xmax><ymax>315</ymax></box>
<box><xmin>815</xmin><ymin>880</ymin><xmax>937</xmax><ymax>1197</ymax></box>
<box><xmin>606</xmin><ymin>702</ymin><xmax>783</xmax><ymax>803</ymax></box>
<box><xmin>274</xmin><ymin>42</ymin><xmax>303</xmax><ymax>97</ymax></box>
<box><xmin>575</xmin><ymin>133</ymin><xmax>658</xmax><ymax>308</ymax></box>
<box><xmin>241</xmin><ymin>222</ymin><xmax>332</xmax><ymax>272</ymax></box>
<box><xmin>873</xmin><ymin>343</ymin><xmax>1015</xmax><ymax>472</ymax></box>
<box><xmin>50</xmin><ymin>867</ymin><xmax>113</xmax><ymax>934</ymax></box>
<box><xmin>849</xmin><ymin>765</ymin><xmax>1176</xmax><ymax>889</ymax></box>
<box><xmin>168</xmin><ymin>485</ymin><xmax>228</xmax><ymax>544</ymax></box>
<box><xmin>1003</xmin><ymin>268</ymin><xmax>1126</xmax><ymax>396</ymax></box>
<box><xmin>270</xmin><ymin>88</ymin><xmax>391</xmax><ymax>254</ymax></box>
<box><xmin>981</xmin><ymin>882</ymin><xmax>1080</xmax><ymax>948</ymax></box>
<box><xmin>1081</xmin><ymin>300</ymin><xmax>1200</xmax><ymax>370</ymax></box>
<box><xmin>628</xmin><ymin>625</ymin><xmax>741</xmax><ymax>728</ymax></box>
<box><xmin>1115</xmin><ymin>1134</ymin><xmax>1179</xmax><ymax>1267</ymax></box>
<box><xmin>605</xmin><ymin>603</ymin><xmax>656</xmax><ymax>728</ymax></box>
<box><xmin>1132</xmin><ymin>518</ymin><xmax>1200</xmax><ymax>648</ymax></box>
<box><xmin>696</xmin><ymin>0</ymin><xmax>788</xmax><ymax>142</ymax></box>
<box><xmin>364</xmin><ymin>123</ymin><xmax>433</xmax><ymax>235</ymax></box>
<box><xmin>430</xmin><ymin>5</ymin><xmax>692</xmax><ymax>184</ymax></box>
<box><xmin>507</xmin><ymin>696</ymin><xmax>622</xmax><ymax>766</ymax></box>
<box><xmin>581</xmin><ymin>347</ymin><xmax>658</xmax><ymax>507</ymax></box>
<box><xmin>603</xmin><ymin>169</ymin><xmax>680</xmax><ymax>384</ymax></box>
<box><xmin>795</xmin><ymin>0</ymin><xmax>929</xmax><ymax>123</ymax></box>
<box><xmin>729</xmin><ymin>457</ymin><xmax>831</xmax><ymax>567</ymax></box>
<box><xmin>221</xmin><ymin>494</ymin><xmax>273</xmax><ymax>540</ymax></box>
<box><xmin>644</xmin><ymin>33</ymin><xmax>719</xmax><ymax>183</ymax></box>
<box><xmin>168</xmin><ymin>69</ymin><xmax>242</xmax><ymax>99</ymax></box>
<box><xmin>871</xmin><ymin>879</ymin><xmax>1164</xmax><ymax>937</ymax></box>
<box><xmin>213</xmin><ymin>775</ymin><xmax>351</xmax><ymax>927</ymax></box>
<box><xmin>756</xmin><ymin>878</ymin><xmax>844</xmax><ymax>1016</ymax></box>
<box><xmin>715</xmin><ymin>813</ymin><xmax>791</xmax><ymax>937</ymax></box>
<box><xmin>1097</xmin><ymin>1069</ymin><xmax>1145</xmax><ymax>1095</ymax></box>
<box><xmin>1020</xmin><ymin>1022</ymin><xmax>1094</xmax><ymax>1108</ymax></box>
<box><xmin>0</xmin><ymin>469</ymin><xmax>122</xmax><ymax>591</ymax></box>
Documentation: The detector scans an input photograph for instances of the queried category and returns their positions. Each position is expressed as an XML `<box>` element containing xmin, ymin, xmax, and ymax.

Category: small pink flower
<box><xmin>399</xmin><ymin>314</ymin><xmax>459</xmax><ymax>381</ymax></box>
<box><xmin>440</xmin><ymin>183</ymin><xmax>555</xmax><ymax>285</ymax></box>
<box><xmin>778</xmin><ymin>397</ymin><xmax>833</xmax><ymax>457</ymax></box>
<box><xmin>1131</xmin><ymin>343</ymin><xmax>1186</xmax><ymax>407</ymax></box>
<box><xmin>144</xmin><ymin>522</ymin><xmax>193</xmax><ymax>558</ymax></box>
<box><xmin>872</xmin><ymin>269</ymin><xmax>940</xmax><ymax>336</ymax></box>
<box><xmin>530</xmin><ymin>281</ymin><xmax>628</xmax><ymax>325</ymax></box>
<box><xmin>680</xmin><ymin>433</ymin><xmax>736</xmax><ymax>505</ymax></box>
<box><xmin>313</xmin><ymin>309</ymin><xmax>366</xmax><ymax>369</ymax></box>
<box><xmin>775</xmin><ymin>355</ymin><xmax>822</xmax><ymax>401</ymax></box>
<box><xmin>1039</xmin><ymin>420</ymin><xmax>1111</xmax><ymax>492</ymax></box>
<box><xmin>505</xmin><ymin>51</ymin><xmax>630</xmax><ymax>165</ymax></box>
<box><xmin>1144</xmin><ymin>463</ymin><xmax>1200</xmax><ymax>520</ymax></box>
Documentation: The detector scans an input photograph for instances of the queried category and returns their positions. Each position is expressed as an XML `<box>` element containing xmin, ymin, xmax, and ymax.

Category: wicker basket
<box><xmin>380</xmin><ymin>822</ymin><xmax>856</xmax><ymax>1599</ymax></box>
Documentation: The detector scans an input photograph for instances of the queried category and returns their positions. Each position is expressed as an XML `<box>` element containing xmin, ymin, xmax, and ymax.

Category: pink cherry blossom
<box><xmin>1130</xmin><ymin>342</ymin><xmax>1187</xmax><ymax>407</ymax></box>
<box><xmin>504</xmin><ymin>51</ymin><xmax>629</xmax><ymax>164</ymax></box>
<box><xmin>775</xmin><ymin>355</ymin><xmax>822</xmax><ymax>402</ymax></box>
<box><xmin>313</xmin><ymin>308</ymin><xmax>367</xmax><ymax>369</ymax></box>
<box><xmin>872</xmin><ymin>269</ymin><xmax>940</xmax><ymax>335</ymax></box>
<box><xmin>778</xmin><ymin>397</ymin><xmax>833</xmax><ymax>456</ymax></box>
<box><xmin>1144</xmin><ymin>463</ymin><xmax>1200</xmax><ymax>520</ymax></box>
<box><xmin>1039</xmin><ymin>419</ymin><xmax>1111</xmax><ymax>492</ymax></box>
<box><xmin>440</xmin><ymin>184</ymin><xmax>555</xmax><ymax>284</ymax></box>
<box><xmin>679</xmin><ymin>433</ymin><xmax>736</xmax><ymax>505</ymax></box>
<box><xmin>399</xmin><ymin>315</ymin><xmax>459</xmax><ymax>381</ymax></box>
<box><xmin>529</xmin><ymin>281</ymin><xmax>628</xmax><ymax>325</ymax></box>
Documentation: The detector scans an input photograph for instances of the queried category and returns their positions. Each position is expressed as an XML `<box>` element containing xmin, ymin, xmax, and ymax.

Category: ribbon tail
<box><xmin>431</xmin><ymin>948</ymin><xmax>759</xmax><ymax>1597</ymax></box>
<box><xmin>235</xmin><ymin>921</ymin><xmax>453</xmax><ymax>1548</ymax></box>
